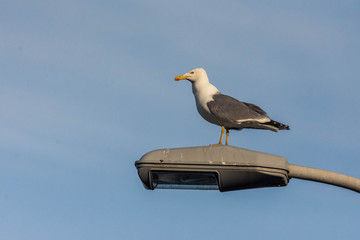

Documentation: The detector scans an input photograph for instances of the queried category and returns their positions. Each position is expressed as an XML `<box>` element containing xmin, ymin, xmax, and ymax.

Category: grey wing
<box><xmin>207</xmin><ymin>94</ymin><xmax>270</xmax><ymax>124</ymax></box>
<box><xmin>242</xmin><ymin>102</ymin><xmax>268</xmax><ymax>117</ymax></box>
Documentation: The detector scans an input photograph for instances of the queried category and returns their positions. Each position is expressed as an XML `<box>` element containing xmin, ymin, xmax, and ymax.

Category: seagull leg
<box><xmin>210</xmin><ymin>126</ymin><xmax>225</xmax><ymax>145</ymax></box>
<box><xmin>219</xmin><ymin>126</ymin><xmax>225</xmax><ymax>144</ymax></box>
<box><xmin>217</xmin><ymin>126</ymin><xmax>225</xmax><ymax>145</ymax></box>
<box><xmin>225</xmin><ymin>128</ymin><xmax>229</xmax><ymax>145</ymax></box>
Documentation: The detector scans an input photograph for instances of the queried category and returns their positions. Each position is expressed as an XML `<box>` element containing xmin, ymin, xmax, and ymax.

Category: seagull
<box><xmin>174</xmin><ymin>68</ymin><xmax>290</xmax><ymax>145</ymax></box>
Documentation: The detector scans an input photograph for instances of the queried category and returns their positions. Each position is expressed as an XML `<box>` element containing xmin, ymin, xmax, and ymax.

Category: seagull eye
<box><xmin>190</xmin><ymin>71</ymin><xmax>194</xmax><ymax>74</ymax></box>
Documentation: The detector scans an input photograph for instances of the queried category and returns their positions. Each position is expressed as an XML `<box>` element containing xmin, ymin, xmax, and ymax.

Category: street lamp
<box><xmin>135</xmin><ymin>145</ymin><xmax>360</xmax><ymax>193</ymax></box>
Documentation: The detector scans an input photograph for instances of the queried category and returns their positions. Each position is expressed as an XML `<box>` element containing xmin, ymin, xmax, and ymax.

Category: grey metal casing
<box><xmin>135</xmin><ymin>145</ymin><xmax>289</xmax><ymax>192</ymax></box>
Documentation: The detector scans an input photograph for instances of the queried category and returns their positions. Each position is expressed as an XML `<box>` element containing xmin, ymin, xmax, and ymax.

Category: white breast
<box><xmin>192</xmin><ymin>81</ymin><xmax>221</xmax><ymax>125</ymax></box>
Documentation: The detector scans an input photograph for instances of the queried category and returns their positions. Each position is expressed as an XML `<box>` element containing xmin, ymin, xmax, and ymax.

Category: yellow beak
<box><xmin>174</xmin><ymin>74</ymin><xmax>188</xmax><ymax>81</ymax></box>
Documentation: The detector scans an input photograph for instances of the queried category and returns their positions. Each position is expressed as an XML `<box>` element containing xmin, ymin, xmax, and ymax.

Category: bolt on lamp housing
<box><xmin>135</xmin><ymin>145</ymin><xmax>289</xmax><ymax>192</ymax></box>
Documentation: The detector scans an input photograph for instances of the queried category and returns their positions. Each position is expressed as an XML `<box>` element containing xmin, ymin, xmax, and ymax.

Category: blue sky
<box><xmin>1</xmin><ymin>1</ymin><xmax>360</xmax><ymax>239</ymax></box>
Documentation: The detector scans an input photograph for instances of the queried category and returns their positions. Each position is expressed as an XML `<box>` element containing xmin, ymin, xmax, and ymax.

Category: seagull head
<box><xmin>175</xmin><ymin>68</ymin><xmax>208</xmax><ymax>82</ymax></box>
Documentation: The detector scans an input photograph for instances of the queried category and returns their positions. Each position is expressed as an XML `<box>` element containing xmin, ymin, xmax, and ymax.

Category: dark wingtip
<box><xmin>268</xmin><ymin>120</ymin><xmax>290</xmax><ymax>130</ymax></box>
<box><xmin>280</xmin><ymin>124</ymin><xmax>290</xmax><ymax>130</ymax></box>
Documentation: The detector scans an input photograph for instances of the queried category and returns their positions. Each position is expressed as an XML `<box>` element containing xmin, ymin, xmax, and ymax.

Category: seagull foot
<box><xmin>210</xmin><ymin>143</ymin><xmax>223</xmax><ymax>146</ymax></box>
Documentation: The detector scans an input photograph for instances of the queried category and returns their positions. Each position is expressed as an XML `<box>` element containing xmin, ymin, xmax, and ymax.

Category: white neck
<box><xmin>191</xmin><ymin>74</ymin><xmax>220</xmax><ymax>100</ymax></box>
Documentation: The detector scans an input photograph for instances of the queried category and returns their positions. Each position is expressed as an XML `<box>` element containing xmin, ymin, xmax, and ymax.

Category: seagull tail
<box><xmin>266</xmin><ymin>120</ymin><xmax>290</xmax><ymax>131</ymax></box>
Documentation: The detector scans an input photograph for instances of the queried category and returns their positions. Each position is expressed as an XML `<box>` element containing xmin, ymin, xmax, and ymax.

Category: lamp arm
<box><xmin>288</xmin><ymin>164</ymin><xmax>360</xmax><ymax>193</ymax></box>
